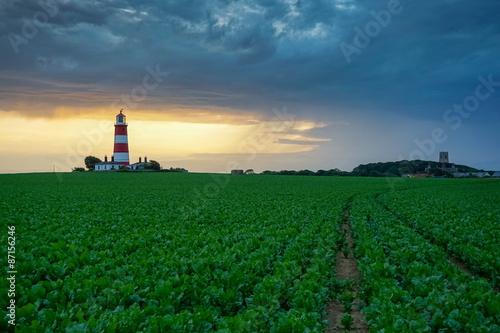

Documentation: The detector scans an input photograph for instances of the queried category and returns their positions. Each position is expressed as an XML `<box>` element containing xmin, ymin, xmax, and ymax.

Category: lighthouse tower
<box><xmin>113</xmin><ymin>109</ymin><xmax>130</xmax><ymax>165</ymax></box>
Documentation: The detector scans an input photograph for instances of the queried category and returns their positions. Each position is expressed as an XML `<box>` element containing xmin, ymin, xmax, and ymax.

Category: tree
<box><xmin>72</xmin><ymin>167</ymin><xmax>85</xmax><ymax>172</ymax></box>
<box><xmin>147</xmin><ymin>160</ymin><xmax>161</xmax><ymax>171</ymax></box>
<box><xmin>432</xmin><ymin>168</ymin><xmax>452</xmax><ymax>178</ymax></box>
<box><xmin>325</xmin><ymin>168</ymin><xmax>343</xmax><ymax>176</ymax></box>
<box><xmin>385</xmin><ymin>166</ymin><xmax>401</xmax><ymax>177</ymax></box>
<box><xmin>168</xmin><ymin>167</ymin><xmax>188</xmax><ymax>173</ymax></box>
<box><xmin>316</xmin><ymin>169</ymin><xmax>326</xmax><ymax>176</ymax></box>
<box><xmin>84</xmin><ymin>156</ymin><xmax>102</xmax><ymax>170</ymax></box>
<box><xmin>297</xmin><ymin>169</ymin><xmax>315</xmax><ymax>176</ymax></box>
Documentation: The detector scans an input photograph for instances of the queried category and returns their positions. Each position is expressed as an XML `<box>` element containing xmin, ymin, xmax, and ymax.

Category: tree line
<box><xmin>262</xmin><ymin>160</ymin><xmax>483</xmax><ymax>178</ymax></box>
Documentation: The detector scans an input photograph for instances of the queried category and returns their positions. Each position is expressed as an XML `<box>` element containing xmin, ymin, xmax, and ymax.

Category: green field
<box><xmin>1</xmin><ymin>173</ymin><xmax>500</xmax><ymax>332</ymax></box>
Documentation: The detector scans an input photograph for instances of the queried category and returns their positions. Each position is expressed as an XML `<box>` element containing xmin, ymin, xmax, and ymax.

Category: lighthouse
<box><xmin>95</xmin><ymin>110</ymin><xmax>159</xmax><ymax>171</ymax></box>
<box><xmin>113</xmin><ymin>109</ymin><xmax>130</xmax><ymax>165</ymax></box>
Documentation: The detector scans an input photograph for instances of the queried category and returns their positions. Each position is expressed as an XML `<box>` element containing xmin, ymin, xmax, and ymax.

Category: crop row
<box><xmin>378</xmin><ymin>180</ymin><xmax>500</xmax><ymax>287</ymax></box>
<box><xmin>350</xmin><ymin>194</ymin><xmax>500</xmax><ymax>331</ymax></box>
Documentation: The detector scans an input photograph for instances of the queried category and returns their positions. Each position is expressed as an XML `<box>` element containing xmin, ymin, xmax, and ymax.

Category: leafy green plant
<box><xmin>340</xmin><ymin>292</ymin><xmax>354</xmax><ymax>313</ymax></box>
<box><xmin>341</xmin><ymin>313</ymin><xmax>354</xmax><ymax>331</ymax></box>
<box><xmin>1</xmin><ymin>174</ymin><xmax>499</xmax><ymax>332</ymax></box>
<box><xmin>342</xmin><ymin>245</ymin><xmax>349</xmax><ymax>259</ymax></box>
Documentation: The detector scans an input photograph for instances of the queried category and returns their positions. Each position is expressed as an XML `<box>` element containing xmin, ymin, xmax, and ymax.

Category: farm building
<box><xmin>453</xmin><ymin>173</ymin><xmax>468</xmax><ymax>178</ymax></box>
<box><xmin>231</xmin><ymin>169</ymin><xmax>244</xmax><ymax>175</ymax></box>
<box><xmin>95</xmin><ymin>156</ymin><xmax>123</xmax><ymax>171</ymax></box>
<box><xmin>129</xmin><ymin>157</ymin><xmax>149</xmax><ymax>170</ymax></box>
<box><xmin>453</xmin><ymin>172</ymin><xmax>491</xmax><ymax>178</ymax></box>
<box><xmin>492</xmin><ymin>171</ymin><xmax>500</xmax><ymax>178</ymax></box>
<box><xmin>413</xmin><ymin>173</ymin><xmax>428</xmax><ymax>178</ymax></box>
<box><xmin>95</xmin><ymin>156</ymin><xmax>150</xmax><ymax>171</ymax></box>
<box><xmin>470</xmin><ymin>172</ymin><xmax>491</xmax><ymax>178</ymax></box>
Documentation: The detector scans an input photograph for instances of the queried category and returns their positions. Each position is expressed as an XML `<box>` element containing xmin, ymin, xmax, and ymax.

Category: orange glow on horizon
<box><xmin>0</xmin><ymin>109</ymin><xmax>328</xmax><ymax>172</ymax></box>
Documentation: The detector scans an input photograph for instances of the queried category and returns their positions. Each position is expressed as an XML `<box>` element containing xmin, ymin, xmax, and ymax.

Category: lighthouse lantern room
<box><xmin>113</xmin><ymin>109</ymin><xmax>130</xmax><ymax>165</ymax></box>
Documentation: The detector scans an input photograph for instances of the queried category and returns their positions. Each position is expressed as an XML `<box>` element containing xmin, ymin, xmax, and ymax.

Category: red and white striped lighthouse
<box><xmin>113</xmin><ymin>109</ymin><xmax>130</xmax><ymax>165</ymax></box>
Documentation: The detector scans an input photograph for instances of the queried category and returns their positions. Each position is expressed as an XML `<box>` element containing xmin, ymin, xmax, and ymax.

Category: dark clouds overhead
<box><xmin>2</xmin><ymin>0</ymin><xmax>500</xmax><ymax>116</ymax></box>
<box><xmin>1</xmin><ymin>0</ymin><xmax>500</xmax><ymax>169</ymax></box>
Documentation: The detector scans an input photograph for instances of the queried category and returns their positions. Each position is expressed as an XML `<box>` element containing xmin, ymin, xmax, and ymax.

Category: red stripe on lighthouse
<box><xmin>115</xmin><ymin>126</ymin><xmax>128</xmax><ymax>136</ymax></box>
<box><xmin>114</xmin><ymin>143</ymin><xmax>129</xmax><ymax>152</ymax></box>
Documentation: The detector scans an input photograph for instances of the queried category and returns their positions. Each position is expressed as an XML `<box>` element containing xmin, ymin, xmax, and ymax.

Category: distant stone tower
<box><xmin>439</xmin><ymin>152</ymin><xmax>449</xmax><ymax>163</ymax></box>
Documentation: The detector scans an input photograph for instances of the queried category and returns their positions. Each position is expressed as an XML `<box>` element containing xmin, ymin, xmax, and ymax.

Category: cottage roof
<box><xmin>95</xmin><ymin>161</ymin><xmax>123</xmax><ymax>165</ymax></box>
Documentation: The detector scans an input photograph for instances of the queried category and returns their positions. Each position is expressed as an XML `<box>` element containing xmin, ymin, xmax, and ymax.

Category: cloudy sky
<box><xmin>1</xmin><ymin>0</ymin><xmax>499</xmax><ymax>173</ymax></box>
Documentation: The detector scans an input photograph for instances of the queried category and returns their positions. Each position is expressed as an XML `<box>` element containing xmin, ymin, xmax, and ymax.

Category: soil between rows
<box><xmin>325</xmin><ymin>208</ymin><xmax>368</xmax><ymax>333</ymax></box>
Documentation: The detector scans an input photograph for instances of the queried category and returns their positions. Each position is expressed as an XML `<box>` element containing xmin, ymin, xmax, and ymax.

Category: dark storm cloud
<box><xmin>0</xmin><ymin>0</ymin><xmax>499</xmax><ymax>124</ymax></box>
